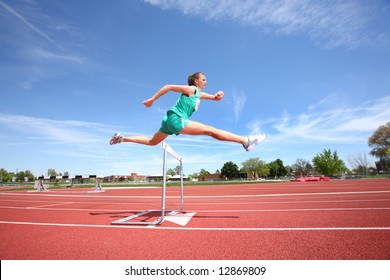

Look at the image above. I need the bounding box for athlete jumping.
[109,72,265,151]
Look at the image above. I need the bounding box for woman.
[109,72,265,151]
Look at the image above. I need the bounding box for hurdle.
[111,141,184,226]
[87,176,105,193]
[28,179,49,192]
[94,178,105,192]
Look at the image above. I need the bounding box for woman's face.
[195,74,207,89]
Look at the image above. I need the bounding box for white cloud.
[30,48,86,64]
[232,90,247,123]
[269,95,390,143]
[0,0,63,50]
[247,119,264,136]
[0,0,90,90]
[144,0,389,49]
[0,114,113,145]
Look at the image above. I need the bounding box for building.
[198,173,223,181]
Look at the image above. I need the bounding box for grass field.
[1,175,389,191]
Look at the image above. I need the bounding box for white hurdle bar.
[111,142,184,226]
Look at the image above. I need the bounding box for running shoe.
[243,133,265,151]
[109,132,123,145]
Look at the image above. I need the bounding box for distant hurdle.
[28,179,49,192]
[94,178,104,192]
[112,141,184,226]
[29,175,104,193]
[88,176,105,193]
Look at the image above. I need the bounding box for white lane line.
[1,206,390,213]
[0,220,390,231]
[26,202,75,209]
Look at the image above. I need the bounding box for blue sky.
[1,0,390,177]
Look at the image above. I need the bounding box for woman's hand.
[214,91,224,101]
[143,98,154,108]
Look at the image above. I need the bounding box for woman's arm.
[143,85,195,107]
[200,91,224,101]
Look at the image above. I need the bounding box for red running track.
[0,179,389,260]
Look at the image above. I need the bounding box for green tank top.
[169,86,201,119]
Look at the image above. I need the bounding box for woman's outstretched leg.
[109,131,168,146]
[180,121,265,151]
[180,121,246,143]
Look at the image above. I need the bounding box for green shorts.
[159,111,190,135]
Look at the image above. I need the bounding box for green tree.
[16,171,26,182]
[241,157,269,179]
[25,170,35,181]
[0,168,12,182]
[368,122,390,171]
[312,149,345,175]
[47,169,58,177]
[199,169,210,176]
[167,168,176,176]
[268,159,287,178]
[221,161,239,179]
[174,165,181,175]
[167,165,181,176]
[259,163,270,178]
[241,158,259,179]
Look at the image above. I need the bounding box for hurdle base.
[111,209,180,226]
[111,142,184,227]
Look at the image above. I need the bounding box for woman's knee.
[148,131,168,145]
[148,139,161,146]
[203,125,219,136]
